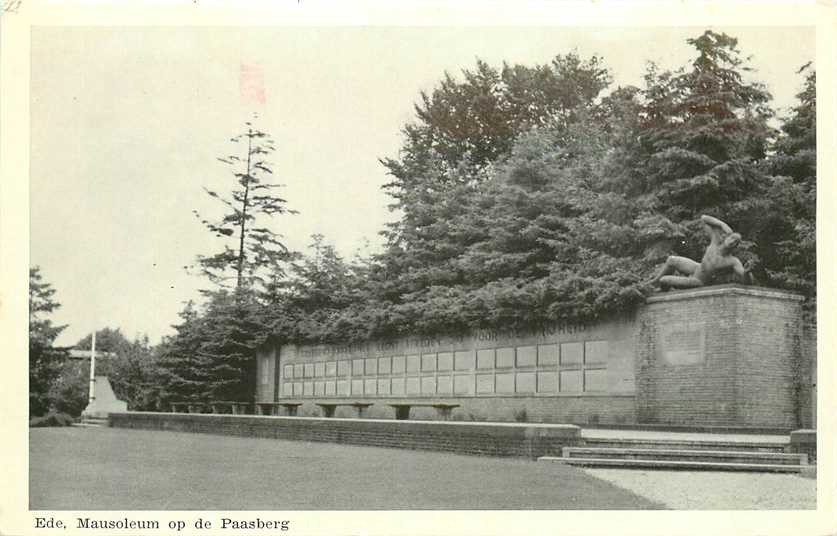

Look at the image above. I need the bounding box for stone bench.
[387,402,460,421]
[255,402,303,416]
[315,402,373,418]
[170,402,210,414]
[207,401,252,415]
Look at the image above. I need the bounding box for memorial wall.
[254,285,815,428]
[256,316,638,424]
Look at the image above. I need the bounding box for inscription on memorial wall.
[659,323,705,366]
[273,316,639,398]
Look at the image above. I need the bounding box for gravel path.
[584,468,816,509]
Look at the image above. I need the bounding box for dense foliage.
[251,30,816,344]
[137,31,817,404]
[29,267,69,416]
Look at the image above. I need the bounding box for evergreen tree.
[759,64,816,298]
[194,290,268,402]
[628,31,774,267]
[29,267,68,416]
[193,118,296,292]
[375,53,612,326]
[156,301,207,404]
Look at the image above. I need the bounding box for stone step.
[539,456,808,473]
[79,417,109,427]
[564,447,807,466]
[582,438,788,453]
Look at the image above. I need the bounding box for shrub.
[29,412,76,427]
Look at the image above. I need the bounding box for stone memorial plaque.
[304,382,314,396]
[406,355,420,373]
[315,381,326,396]
[584,340,608,365]
[352,359,365,376]
[351,379,364,395]
[293,382,304,396]
[437,375,453,394]
[516,372,536,393]
[559,370,582,393]
[538,344,558,366]
[560,342,583,365]
[282,382,293,396]
[476,374,494,394]
[421,376,436,394]
[378,357,391,374]
[496,347,514,368]
[304,363,315,378]
[406,377,421,395]
[365,358,377,375]
[314,362,326,377]
[392,355,406,374]
[338,360,351,376]
[659,323,706,366]
[337,380,350,396]
[516,346,537,368]
[537,371,557,393]
[454,350,475,370]
[584,368,607,391]
[364,379,377,396]
[496,373,515,393]
[454,374,474,395]
[294,364,304,378]
[421,354,436,371]
[477,349,494,369]
[325,361,337,377]
[377,378,390,395]
[391,377,406,395]
[437,352,453,371]
[283,365,293,380]
[325,381,336,396]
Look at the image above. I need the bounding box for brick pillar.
[636,285,806,428]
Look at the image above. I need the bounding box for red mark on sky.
[239,63,266,105]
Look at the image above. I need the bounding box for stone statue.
[649,215,752,289]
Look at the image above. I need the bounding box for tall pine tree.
[193,118,296,292]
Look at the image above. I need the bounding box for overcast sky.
[29,26,814,346]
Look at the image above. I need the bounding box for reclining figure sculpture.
[649,215,752,289]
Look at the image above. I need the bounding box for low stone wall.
[108,412,582,459]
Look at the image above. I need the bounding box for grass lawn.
[30,427,662,510]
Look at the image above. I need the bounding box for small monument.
[649,215,752,289]
[79,331,127,420]
[82,375,128,419]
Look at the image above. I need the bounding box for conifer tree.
[156,301,207,405]
[759,65,816,298]
[193,290,268,402]
[194,118,296,292]
[629,31,774,265]
[29,267,68,416]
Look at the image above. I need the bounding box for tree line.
[30,30,816,414]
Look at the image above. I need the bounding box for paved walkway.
[584,468,815,509]
[581,428,789,444]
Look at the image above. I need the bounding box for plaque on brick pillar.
[637,285,805,428]
[658,322,706,366]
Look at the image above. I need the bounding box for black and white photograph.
[2,1,835,534]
